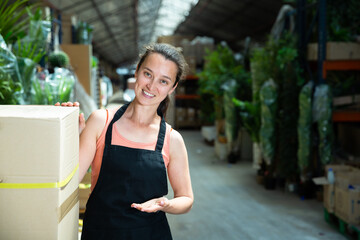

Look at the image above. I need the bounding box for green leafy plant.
[198,43,248,122]
[31,67,76,105]
[0,33,23,104]
[0,70,22,104]
[232,99,260,143]
[13,38,45,63]
[0,0,35,44]
[249,33,304,180]
[327,0,360,41]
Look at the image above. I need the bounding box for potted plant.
[233,99,261,168]
[198,43,248,160]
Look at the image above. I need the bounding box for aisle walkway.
[167,130,345,240]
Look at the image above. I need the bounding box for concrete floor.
[167,130,346,240]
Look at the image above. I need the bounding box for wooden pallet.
[324,208,360,240]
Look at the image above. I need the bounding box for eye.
[144,72,151,78]
[160,79,169,85]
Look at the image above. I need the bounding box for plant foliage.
[0,0,34,44]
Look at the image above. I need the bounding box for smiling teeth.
[143,90,154,97]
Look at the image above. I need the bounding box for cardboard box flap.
[0,105,76,120]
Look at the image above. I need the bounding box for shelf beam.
[323,60,360,78]
[333,111,360,122]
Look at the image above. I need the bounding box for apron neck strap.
[105,103,129,145]
[155,116,166,152]
[105,103,166,152]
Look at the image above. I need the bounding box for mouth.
[143,90,155,97]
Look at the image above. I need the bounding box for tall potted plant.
[198,43,249,160]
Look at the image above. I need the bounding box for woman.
[58,43,193,239]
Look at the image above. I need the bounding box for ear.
[168,82,178,95]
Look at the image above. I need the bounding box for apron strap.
[105,102,166,152]
[105,103,129,145]
[155,116,166,152]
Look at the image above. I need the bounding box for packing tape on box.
[57,187,79,223]
[0,163,79,189]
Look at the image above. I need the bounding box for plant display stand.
[175,75,201,128]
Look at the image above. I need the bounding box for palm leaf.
[0,0,35,43]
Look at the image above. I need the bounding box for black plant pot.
[298,180,316,199]
[264,176,276,190]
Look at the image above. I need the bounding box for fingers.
[55,102,80,107]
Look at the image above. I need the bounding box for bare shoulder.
[169,129,187,156]
[169,129,184,145]
[85,109,108,139]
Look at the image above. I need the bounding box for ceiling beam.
[132,0,139,52]
[86,4,133,24]
[89,0,125,57]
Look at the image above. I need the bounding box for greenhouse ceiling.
[45,0,283,68]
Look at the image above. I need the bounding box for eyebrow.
[143,67,172,81]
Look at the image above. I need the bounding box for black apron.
[81,103,172,240]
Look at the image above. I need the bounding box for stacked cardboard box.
[323,165,354,213]
[318,165,360,225]
[61,44,93,96]
[307,42,360,60]
[334,169,360,225]
[0,106,79,240]
[157,35,194,48]
[61,14,73,44]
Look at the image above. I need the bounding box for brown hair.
[136,43,188,118]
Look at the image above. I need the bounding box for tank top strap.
[105,103,129,145]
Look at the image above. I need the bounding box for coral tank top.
[90,108,171,191]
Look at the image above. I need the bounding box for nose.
[146,78,155,90]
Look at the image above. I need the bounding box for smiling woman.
[61,43,194,240]
[134,43,188,118]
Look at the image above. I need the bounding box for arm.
[55,102,107,183]
[132,130,194,214]
[78,109,107,182]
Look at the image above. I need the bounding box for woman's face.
[134,53,178,106]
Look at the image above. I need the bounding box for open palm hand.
[131,197,169,213]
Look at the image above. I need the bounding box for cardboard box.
[61,44,92,95]
[323,184,335,213]
[157,35,194,47]
[335,170,360,189]
[334,169,360,224]
[313,164,354,213]
[0,106,79,240]
[335,186,360,225]
[307,42,360,60]
[61,14,73,44]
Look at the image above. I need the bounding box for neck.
[126,101,160,126]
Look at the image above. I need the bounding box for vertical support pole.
[297,0,306,79]
[318,0,326,84]
[50,8,55,52]
[58,13,62,44]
